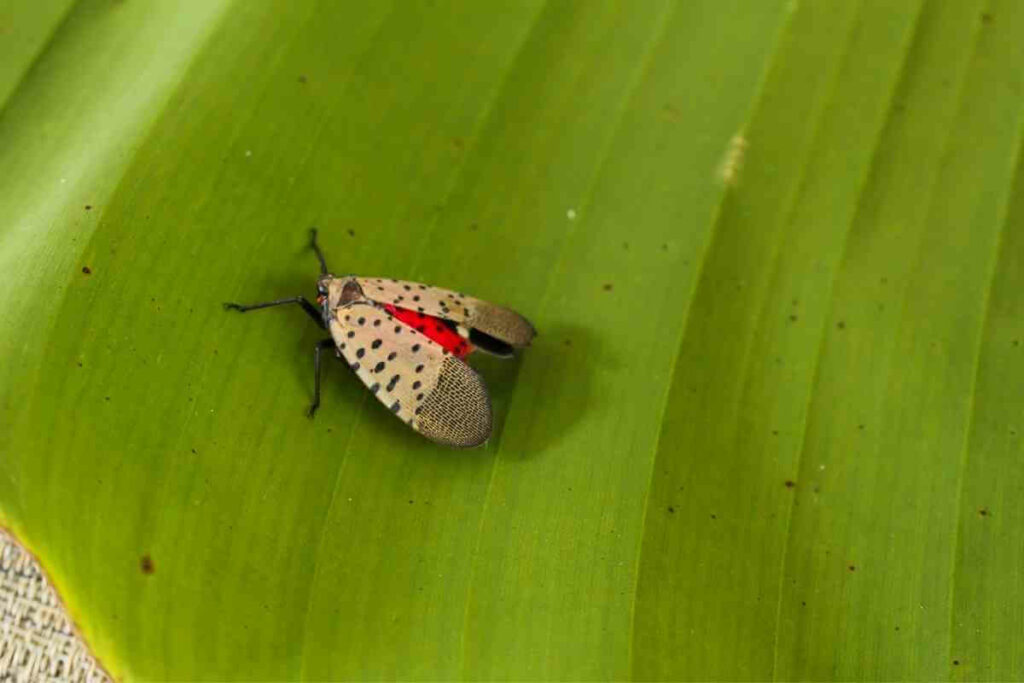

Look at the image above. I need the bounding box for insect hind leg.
[308,338,338,418]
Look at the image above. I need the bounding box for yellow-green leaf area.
[2,1,1023,680]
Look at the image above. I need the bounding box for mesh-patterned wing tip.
[415,356,493,448]
[474,304,536,348]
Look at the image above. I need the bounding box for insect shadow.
[479,322,597,458]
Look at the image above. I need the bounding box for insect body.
[223,230,535,447]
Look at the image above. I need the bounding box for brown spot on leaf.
[140,554,155,574]
[82,266,92,275]
[784,480,795,489]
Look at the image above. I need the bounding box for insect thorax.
[325,276,366,310]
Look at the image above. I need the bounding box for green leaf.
[2,1,1023,680]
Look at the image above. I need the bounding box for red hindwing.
[383,304,473,358]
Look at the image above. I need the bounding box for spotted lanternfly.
[223,230,535,448]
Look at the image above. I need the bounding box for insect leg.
[222,297,325,329]
[309,228,330,275]
[308,338,337,418]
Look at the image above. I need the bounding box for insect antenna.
[309,228,330,275]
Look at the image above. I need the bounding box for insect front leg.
[308,338,339,418]
[223,296,325,329]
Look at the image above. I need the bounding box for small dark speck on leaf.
[789,314,798,322]
[190,448,196,454]
[710,514,717,520]
[981,12,993,23]
[298,74,308,83]
[140,554,155,574]
[347,229,355,237]
[661,243,669,251]
[470,223,479,232]
[801,601,807,607]
[602,283,613,292]
[82,266,92,275]
[772,430,779,436]
[784,480,795,489]
[858,424,865,431]
[895,625,901,631]
[408,500,414,505]
[84,205,92,210]
[76,361,82,367]
[837,321,846,330]
[953,660,961,666]
[104,396,110,401]
[978,507,990,517]
[848,565,856,572]
[667,506,675,514]
[563,339,572,347]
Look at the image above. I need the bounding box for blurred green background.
[2,0,1023,679]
